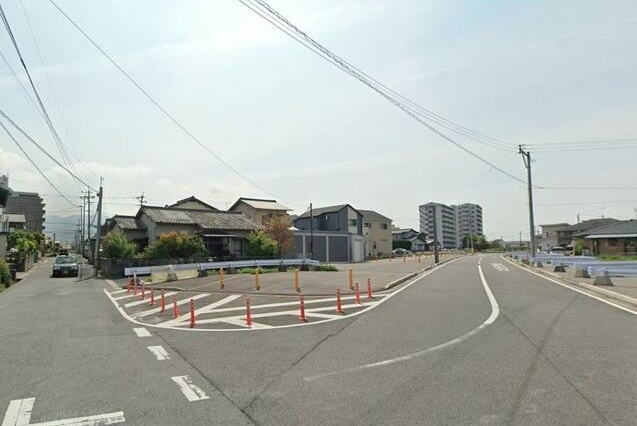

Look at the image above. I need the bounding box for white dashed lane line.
[147,345,170,360]
[133,327,151,337]
[171,375,210,402]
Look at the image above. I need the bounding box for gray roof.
[359,209,392,223]
[230,197,289,212]
[297,204,360,219]
[113,215,145,230]
[140,206,261,231]
[564,218,618,232]
[167,196,218,211]
[582,220,637,238]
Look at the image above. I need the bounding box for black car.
[52,255,79,277]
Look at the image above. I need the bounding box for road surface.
[1,254,635,425]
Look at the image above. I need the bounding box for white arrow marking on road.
[2,398,125,426]
[147,345,170,360]
[133,327,151,337]
[171,376,210,402]
[491,263,509,272]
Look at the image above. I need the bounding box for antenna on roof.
[136,191,147,207]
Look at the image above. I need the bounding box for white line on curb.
[171,376,210,402]
[502,255,637,317]
[147,345,170,360]
[304,257,500,381]
[133,327,151,337]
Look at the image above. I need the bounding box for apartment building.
[419,202,484,249]
[453,203,483,247]
[6,191,46,233]
[419,202,457,249]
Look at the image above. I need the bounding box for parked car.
[52,255,79,277]
[392,248,411,256]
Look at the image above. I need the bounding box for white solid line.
[171,376,210,402]
[304,312,343,319]
[220,318,273,329]
[159,294,242,326]
[2,397,34,426]
[113,293,143,301]
[134,293,210,318]
[124,292,177,308]
[304,257,500,381]
[101,257,462,332]
[133,327,151,337]
[147,345,170,360]
[2,398,124,426]
[105,279,121,291]
[502,255,637,316]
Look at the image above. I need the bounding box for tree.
[264,215,294,256]
[142,231,207,259]
[7,230,37,254]
[246,230,278,257]
[102,232,138,259]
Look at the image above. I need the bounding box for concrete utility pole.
[93,178,104,277]
[80,196,85,254]
[309,203,314,259]
[136,191,146,207]
[519,145,536,256]
[433,206,439,264]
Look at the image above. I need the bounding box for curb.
[383,257,460,290]
[504,256,637,310]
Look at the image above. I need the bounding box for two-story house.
[359,209,392,258]
[229,197,290,225]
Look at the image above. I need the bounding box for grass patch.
[313,264,338,272]
[598,254,637,261]
[238,267,280,275]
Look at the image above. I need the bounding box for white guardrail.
[124,258,321,276]
[507,252,637,279]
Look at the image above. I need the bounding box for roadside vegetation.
[598,254,637,261]
[0,260,11,291]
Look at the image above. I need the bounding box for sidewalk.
[110,254,460,296]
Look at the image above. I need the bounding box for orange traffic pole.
[133,280,138,296]
[336,288,343,314]
[355,282,361,304]
[160,290,166,313]
[245,297,252,326]
[149,288,155,306]
[367,278,373,299]
[127,278,132,293]
[299,294,306,322]
[189,299,195,328]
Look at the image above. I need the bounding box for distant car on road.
[392,248,411,256]
[52,255,79,277]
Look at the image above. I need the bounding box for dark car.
[52,256,79,277]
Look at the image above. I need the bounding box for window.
[607,238,618,247]
[380,223,388,230]
[364,222,371,228]
[348,219,357,227]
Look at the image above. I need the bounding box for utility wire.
[0,108,97,191]
[0,121,77,207]
[46,0,294,205]
[0,1,83,188]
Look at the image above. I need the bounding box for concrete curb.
[383,256,460,290]
[504,256,637,310]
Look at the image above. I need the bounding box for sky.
[1,0,636,241]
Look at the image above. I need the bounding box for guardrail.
[124,258,321,276]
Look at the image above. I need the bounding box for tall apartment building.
[6,191,46,233]
[419,202,483,249]
[419,203,457,249]
[453,203,483,247]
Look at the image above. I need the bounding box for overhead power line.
[235,0,527,183]
[0,108,97,191]
[46,0,294,206]
[0,121,77,207]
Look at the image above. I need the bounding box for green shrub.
[7,230,37,253]
[102,232,138,259]
[246,230,278,257]
[315,264,338,272]
[0,260,11,286]
[238,267,279,274]
[142,232,207,259]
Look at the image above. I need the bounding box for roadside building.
[579,220,637,255]
[419,202,457,249]
[6,191,45,233]
[293,204,365,262]
[392,228,431,251]
[229,197,290,225]
[538,223,569,252]
[453,203,483,248]
[102,215,148,249]
[359,209,393,258]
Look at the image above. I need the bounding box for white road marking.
[147,345,170,360]
[171,376,210,402]
[53,292,70,296]
[123,292,177,308]
[304,257,500,381]
[134,293,210,318]
[491,262,509,272]
[105,280,122,291]
[220,318,273,329]
[109,289,128,294]
[502,255,637,316]
[102,257,462,332]
[1,397,124,426]
[159,295,242,326]
[113,293,143,301]
[133,327,151,337]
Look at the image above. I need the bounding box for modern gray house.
[293,204,365,262]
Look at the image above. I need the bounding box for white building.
[419,202,457,249]
[419,202,484,249]
[453,203,483,247]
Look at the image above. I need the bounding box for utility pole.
[136,191,147,207]
[519,145,536,256]
[309,203,314,259]
[433,206,439,264]
[93,178,104,277]
[80,195,85,255]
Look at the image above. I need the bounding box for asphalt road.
[1,254,636,425]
